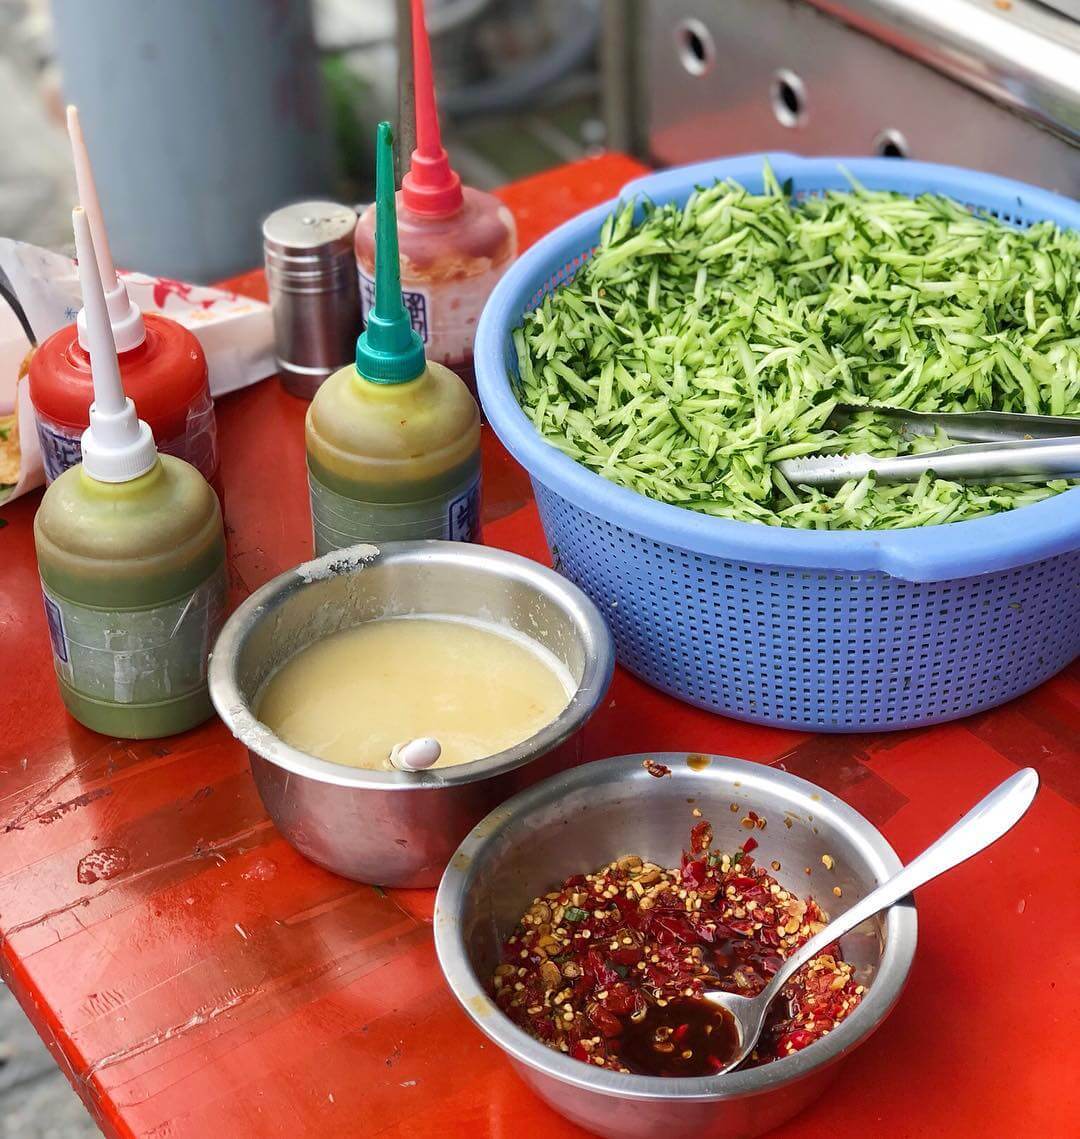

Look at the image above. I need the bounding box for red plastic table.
[1,154,1077,1139]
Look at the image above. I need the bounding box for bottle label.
[36,419,83,483]
[447,480,480,542]
[41,566,227,706]
[35,398,219,485]
[359,267,431,344]
[42,591,69,663]
[309,470,481,556]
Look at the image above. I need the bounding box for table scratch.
[1,820,274,947]
[80,989,255,1083]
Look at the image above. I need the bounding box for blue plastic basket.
[476,154,1080,732]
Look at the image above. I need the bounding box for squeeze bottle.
[307,121,481,556]
[354,0,517,397]
[34,208,227,740]
[29,106,217,485]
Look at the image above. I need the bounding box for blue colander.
[476,154,1080,731]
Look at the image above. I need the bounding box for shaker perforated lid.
[73,207,158,483]
[354,122,426,385]
[400,0,464,218]
[262,201,358,259]
[68,105,146,354]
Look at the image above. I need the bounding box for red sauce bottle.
[354,0,517,400]
[28,107,217,485]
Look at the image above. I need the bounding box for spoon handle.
[759,767,1039,1004]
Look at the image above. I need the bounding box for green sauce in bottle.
[33,208,226,738]
[305,121,481,555]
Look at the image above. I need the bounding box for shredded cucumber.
[513,168,1080,529]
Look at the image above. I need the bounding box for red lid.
[400,0,464,218]
[28,313,209,440]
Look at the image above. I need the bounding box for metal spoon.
[703,766,1039,1072]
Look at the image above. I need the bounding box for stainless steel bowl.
[208,541,614,887]
[435,753,917,1139]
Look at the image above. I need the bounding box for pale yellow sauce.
[257,615,573,769]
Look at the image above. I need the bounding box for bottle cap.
[68,105,146,354]
[355,122,427,385]
[400,0,464,218]
[73,207,158,483]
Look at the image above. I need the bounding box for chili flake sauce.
[491,819,864,1075]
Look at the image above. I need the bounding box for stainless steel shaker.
[262,201,360,400]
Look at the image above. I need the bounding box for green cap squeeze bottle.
[33,207,227,739]
[305,121,481,555]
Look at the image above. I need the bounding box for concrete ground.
[0,982,98,1139]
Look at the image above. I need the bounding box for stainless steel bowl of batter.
[209,541,614,887]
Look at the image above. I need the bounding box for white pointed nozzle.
[389,738,442,771]
[68,104,145,353]
[74,207,157,483]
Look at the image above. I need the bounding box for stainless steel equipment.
[208,541,615,888]
[778,405,1080,487]
[827,405,1080,443]
[630,0,1080,196]
[782,437,1080,487]
[262,201,360,400]
[435,752,918,1139]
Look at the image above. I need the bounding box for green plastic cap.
[355,121,427,385]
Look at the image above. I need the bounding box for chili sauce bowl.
[208,541,614,888]
[434,753,917,1139]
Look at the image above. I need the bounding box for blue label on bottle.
[41,590,69,663]
[447,479,480,542]
[36,419,83,482]
[358,267,430,344]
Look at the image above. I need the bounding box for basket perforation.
[535,479,1080,730]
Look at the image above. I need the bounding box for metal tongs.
[777,404,1080,489]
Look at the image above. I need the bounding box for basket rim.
[476,152,1080,583]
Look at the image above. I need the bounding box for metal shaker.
[262,201,360,400]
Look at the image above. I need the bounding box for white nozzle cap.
[388,738,442,771]
[73,207,158,483]
[68,105,145,354]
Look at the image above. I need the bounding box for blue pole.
[51,0,334,281]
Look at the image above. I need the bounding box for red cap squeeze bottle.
[354,0,517,399]
[28,106,218,485]
[33,206,226,739]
